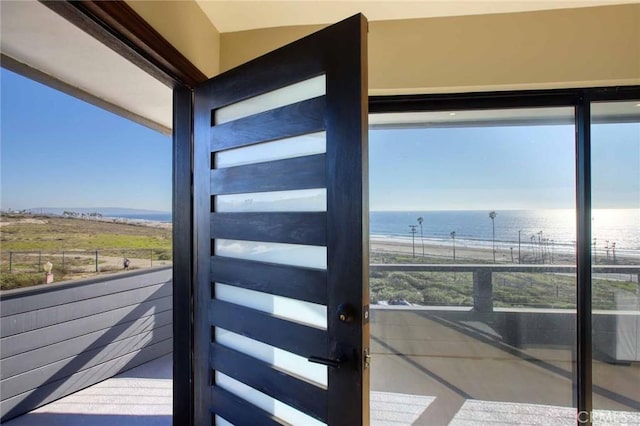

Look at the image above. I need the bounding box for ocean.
[112,209,639,257]
[370,209,640,257]
[106,213,172,223]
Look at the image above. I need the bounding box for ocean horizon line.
[371,207,639,212]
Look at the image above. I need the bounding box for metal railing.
[2,249,172,274]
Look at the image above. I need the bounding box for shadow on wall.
[4,413,171,426]
[0,268,173,422]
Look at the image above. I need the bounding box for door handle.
[307,356,342,368]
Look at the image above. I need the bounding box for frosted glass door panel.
[216,328,328,387]
[215,75,326,125]
[216,189,327,212]
[216,372,325,426]
[215,239,327,269]
[216,283,327,328]
[215,132,326,168]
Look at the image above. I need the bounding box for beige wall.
[220,4,640,94]
[221,24,324,73]
[126,0,220,78]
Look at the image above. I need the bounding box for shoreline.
[371,236,639,264]
[0,213,173,230]
[372,237,531,263]
[100,216,172,230]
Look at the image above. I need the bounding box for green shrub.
[0,273,45,291]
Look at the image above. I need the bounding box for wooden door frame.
[37,3,202,424]
[34,4,369,424]
[40,1,207,89]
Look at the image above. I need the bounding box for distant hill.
[26,207,171,216]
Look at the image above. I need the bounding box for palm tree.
[612,242,617,264]
[450,231,456,261]
[518,230,522,264]
[417,217,424,257]
[409,225,417,258]
[489,211,497,263]
[537,231,544,263]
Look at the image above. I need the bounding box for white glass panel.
[216,189,327,213]
[216,132,326,168]
[216,283,326,329]
[215,416,233,426]
[216,372,326,426]
[215,239,327,269]
[215,75,326,125]
[216,328,328,387]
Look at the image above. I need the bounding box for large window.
[590,100,640,420]
[0,68,172,290]
[368,90,640,425]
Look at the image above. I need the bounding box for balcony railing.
[0,267,173,422]
[371,263,640,312]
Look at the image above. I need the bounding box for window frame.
[370,86,640,421]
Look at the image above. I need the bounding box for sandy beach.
[373,237,515,263]
[371,236,580,264]
[95,216,173,230]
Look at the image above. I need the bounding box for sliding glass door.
[368,107,578,424]
[590,100,640,423]
[367,88,640,425]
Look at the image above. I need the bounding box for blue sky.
[370,121,639,211]
[1,68,638,213]
[591,122,640,209]
[370,125,574,210]
[1,68,172,212]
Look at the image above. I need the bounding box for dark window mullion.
[575,98,593,425]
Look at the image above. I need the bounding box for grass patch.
[0,272,45,291]
[1,215,171,251]
[370,252,638,310]
[1,214,172,290]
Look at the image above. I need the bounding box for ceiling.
[1,0,637,135]
[0,1,173,133]
[195,0,638,33]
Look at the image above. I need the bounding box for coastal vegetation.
[370,250,638,310]
[0,213,172,290]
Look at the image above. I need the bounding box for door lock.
[337,303,356,323]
